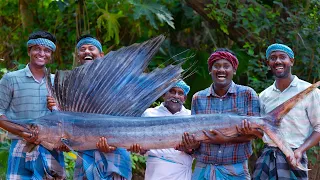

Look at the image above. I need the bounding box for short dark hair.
[213,48,236,56]
[28,30,56,43]
[77,34,99,43]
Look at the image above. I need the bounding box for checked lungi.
[6,139,65,180]
[192,161,250,180]
[74,148,132,180]
[252,145,308,180]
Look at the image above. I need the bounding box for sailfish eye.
[61,137,69,145]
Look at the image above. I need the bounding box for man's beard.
[164,98,183,113]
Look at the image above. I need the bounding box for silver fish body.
[30,111,270,151]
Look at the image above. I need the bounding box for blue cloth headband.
[266,43,294,59]
[76,37,102,52]
[27,38,56,52]
[174,80,190,95]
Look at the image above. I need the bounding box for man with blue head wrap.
[253,43,320,179]
[76,34,104,65]
[48,34,132,180]
[129,79,193,180]
[0,30,66,179]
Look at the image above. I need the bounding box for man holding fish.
[136,80,193,180]
[252,43,320,179]
[47,34,132,180]
[182,48,262,179]
[0,31,66,179]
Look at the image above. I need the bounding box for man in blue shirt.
[0,30,65,179]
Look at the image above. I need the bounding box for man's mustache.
[166,98,183,105]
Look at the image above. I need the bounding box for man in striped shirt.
[0,31,65,179]
[182,48,262,179]
[252,43,320,179]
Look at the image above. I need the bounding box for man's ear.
[290,58,294,66]
[182,95,187,103]
[27,47,31,56]
[100,52,104,57]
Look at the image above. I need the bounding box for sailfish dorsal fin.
[47,35,183,117]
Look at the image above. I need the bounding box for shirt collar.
[206,81,236,97]
[24,64,47,83]
[24,64,33,77]
[272,75,298,92]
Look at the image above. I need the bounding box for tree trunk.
[309,152,320,180]
[184,0,258,48]
[19,0,36,32]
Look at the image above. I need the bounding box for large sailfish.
[0,35,318,171]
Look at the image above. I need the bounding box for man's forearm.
[0,115,30,138]
[298,131,320,153]
[227,129,263,143]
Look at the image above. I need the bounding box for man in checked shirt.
[182,48,263,180]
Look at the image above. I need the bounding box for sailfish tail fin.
[266,81,320,126]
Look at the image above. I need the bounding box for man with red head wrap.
[207,50,239,71]
[182,48,262,179]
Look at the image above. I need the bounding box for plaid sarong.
[6,139,65,180]
[252,146,308,180]
[74,148,132,180]
[191,161,250,180]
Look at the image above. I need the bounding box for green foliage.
[130,153,146,178]
[63,152,77,180]
[0,134,10,179]
[307,146,320,165]
[205,0,320,91]
[129,0,175,30]
[206,0,233,35]
[97,3,125,44]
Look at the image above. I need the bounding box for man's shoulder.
[1,69,25,80]
[181,106,191,115]
[259,84,274,98]
[295,77,312,88]
[185,108,191,115]
[233,83,258,95]
[142,106,161,117]
[143,107,158,113]
[193,87,210,97]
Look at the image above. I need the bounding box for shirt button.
[220,99,222,101]
[218,151,221,153]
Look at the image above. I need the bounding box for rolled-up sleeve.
[307,89,320,133]
[0,74,12,116]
